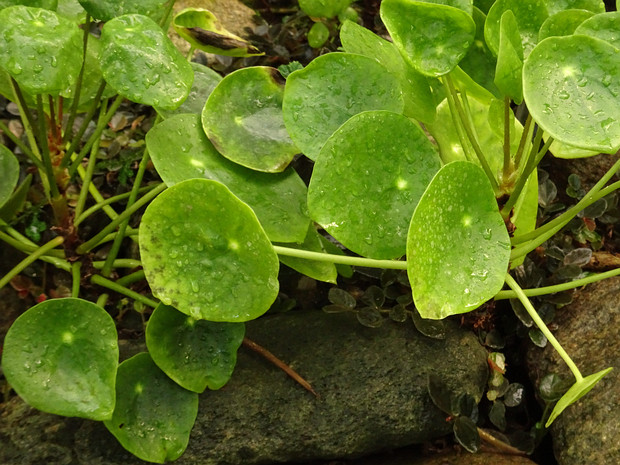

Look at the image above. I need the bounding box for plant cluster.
[1,0,620,462]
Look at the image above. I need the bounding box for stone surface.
[526,277,620,465]
[1,310,489,465]
[356,449,539,465]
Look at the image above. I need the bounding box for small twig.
[242,337,319,398]
[477,427,527,456]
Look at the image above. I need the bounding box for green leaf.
[156,62,222,118]
[523,35,620,153]
[282,52,404,160]
[575,12,620,50]
[275,224,338,283]
[146,113,310,243]
[494,10,524,103]
[308,111,441,259]
[0,0,57,10]
[538,9,595,41]
[544,0,604,15]
[485,0,548,57]
[1,298,118,420]
[100,14,193,110]
[510,170,538,267]
[546,367,613,427]
[380,0,476,77]
[202,66,297,173]
[146,304,245,393]
[78,0,169,21]
[0,145,19,209]
[173,8,263,57]
[103,353,198,464]
[298,0,353,18]
[0,173,32,221]
[407,161,511,319]
[0,6,83,95]
[339,20,436,123]
[548,135,600,158]
[139,179,280,322]
[453,416,481,452]
[428,373,454,414]
[308,21,330,48]
[458,7,502,99]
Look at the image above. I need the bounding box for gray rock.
[526,277,620,465]
[1,310,488,465]
[356,449,539,465]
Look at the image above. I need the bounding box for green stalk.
[503,96,512,181]
[67,94,124,176]
[60,81,107,167]
[444,73,499,194]
[91,274,158,308]
[510,180,620,262]
[0,236,64,290]
[500,125,546,219]
[76,183,166,254]
[71,261,81,298]
[443,79,474,163]
[93,259,142,269]
[513,114,533,170]
[116,269,146,287]
[35,95,60,199]
[512,158,620,245]
[0,229,65,258]
[63,14,92,143]
[273,245,408,269]
[74,99,108,222]
[496,267,620,299]
[74,184,159,226]
[505,274,583,382]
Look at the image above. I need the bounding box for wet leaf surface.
[0,145,19,209]
[78,0,168,22]
[575,11,620,50]
[538,9,595,40]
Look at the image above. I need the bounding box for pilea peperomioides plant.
[1,0,620,462]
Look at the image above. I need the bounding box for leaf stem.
[273,245,407,269]
[503,96,512,181]
[0,121,43,169]
[90,274,159,308]
[443,73,499,194]
[93,259,142,269]
[504,273,583,382]
[71,261,81,298]
[116,269,146,287]
[513,114,533,169]
[495,267,620,299]
[76,182,166,254]
[0,236,64,290]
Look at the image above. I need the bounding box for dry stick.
[242,337,319,398]
[477,427,527,456]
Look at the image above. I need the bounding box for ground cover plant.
[1,0,620,462]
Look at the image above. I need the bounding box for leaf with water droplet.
[524,35,620,152]
[146,114,310,243]
[78,0,169,21]
[407,161,511,319]
[203,67,297,173]
[100,14,193,110]
[308,111,440,259]
[139,179,280,322]
[340,20,436,123]
[282,52,403,160]
[544,0,604,15]
[0,145,19,209]
[485,0,548,58]
[494,10,524,103]
[1,298,118,420]
[299,0,353,18]
[546,367,612,427]
[156,62,222,118]
[538,9,595,41]
[575,11,620,50]
[0,6,83,95]
[146,304,245,392]
[103,353,198,463]
[380,0,476,77]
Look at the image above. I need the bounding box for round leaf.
[380,0,476,77]
[485,0,548,57]
[100,14,193,110]
[0,6,83,95]
[139,178,280,322]
[407,161,511,319]
[156,62,222,118]
[282,52,404,160]
[78,0,168,21]
[0,0,57,9]
[308,110,441,259]
[299,0,353,18]
[202,67,297,173]
[146,304,245,393]
[0,145,19,209]
[544,0,605,15]
[146,113,310,243]
[575,12,620,50]
[523,35,620,153]
[538,9,595,41]
[103,353,198,463]
[1,298,118,420]
[453,416,481,452]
